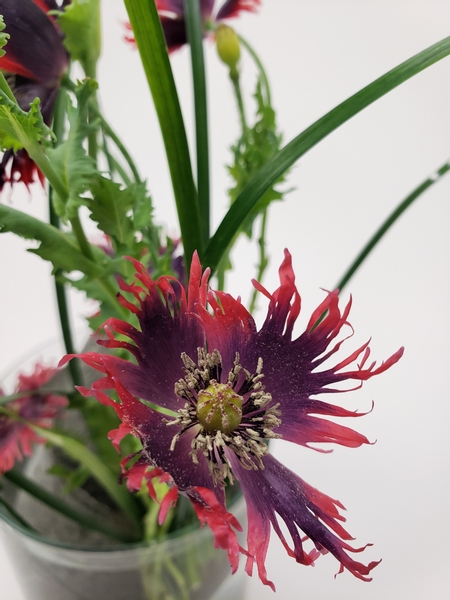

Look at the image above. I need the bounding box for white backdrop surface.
[1,1,450,599]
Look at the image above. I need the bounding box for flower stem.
[49,86,84,388]
[0,494,36,531]
[184,0,210,245]
[99,117,141,184]
[249,209,269,314]
[238,34,271,105]
[336,159,450,291]
[2,469,140,543]
[62,75,143,184]
[231,75,248,133]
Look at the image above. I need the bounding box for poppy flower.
[62,250,403,589]
[125,0,261,53]
[0,0,69,191]
[0,364,68,474]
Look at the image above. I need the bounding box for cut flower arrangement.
[0,1,448,599]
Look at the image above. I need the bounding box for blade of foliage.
[184,0,210,244]
[47,79,98,221]
[55,0,101,75]
[336,158,450,291]
[124,0,202,268]
[203,35,450,273]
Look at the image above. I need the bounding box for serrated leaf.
[47,79,98,221]
[0,94,54,153]
[57,0,101,72]
[0,204,105,277]
[88,177,136,246]
[0,15,9,58]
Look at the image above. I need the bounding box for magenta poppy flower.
[0,0,69,191]
[0,364,68,474]
[62,250,403,589]
[126,0,261,52]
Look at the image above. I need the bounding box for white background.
[1,1,450,598]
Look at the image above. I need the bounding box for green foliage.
[47,79,99,221]
[56,0,101,74]
[88,177,154,257]
[0,204,107,277]
[0,15,9,58]
[0,94,54,153]
[227,78,286,238]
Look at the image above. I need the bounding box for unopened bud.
[215,25,241,80]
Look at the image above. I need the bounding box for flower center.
[168,348,281,486]
[196,382,243,434]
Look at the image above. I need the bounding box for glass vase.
[0,481,246,600]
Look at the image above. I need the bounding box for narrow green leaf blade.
[124,0,202,267]
[203,35,450,273]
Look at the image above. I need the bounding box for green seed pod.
[196,382,243,434]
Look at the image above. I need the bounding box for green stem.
[336,159,450,291]
[69,214,95,261]
[102,138,133,186]
[49,87,84,388]
[249,209,268,314]
[3,469,139,543]
[99,118,141,184]
[0,494,36,531]
[238,34,271,105]
[184,0,210,245]
[232,75,248,133]
[84,59,99,163]
[124,0,202,269]
[62,76,142,184]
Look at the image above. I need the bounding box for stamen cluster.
[168,348,281,485]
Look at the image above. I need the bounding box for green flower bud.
[196,382,243,434]
[215,24,241,80]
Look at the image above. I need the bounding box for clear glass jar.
[0,485,246,600]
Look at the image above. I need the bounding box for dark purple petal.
[228,452,380,587]
[160,15,189,51]
[0,0,68,86]
[216,0,260,20]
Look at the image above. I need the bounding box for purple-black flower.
[0,0,69,191]
[63,250,403,589]
[125,0,261,52]
[0,364,68,474]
